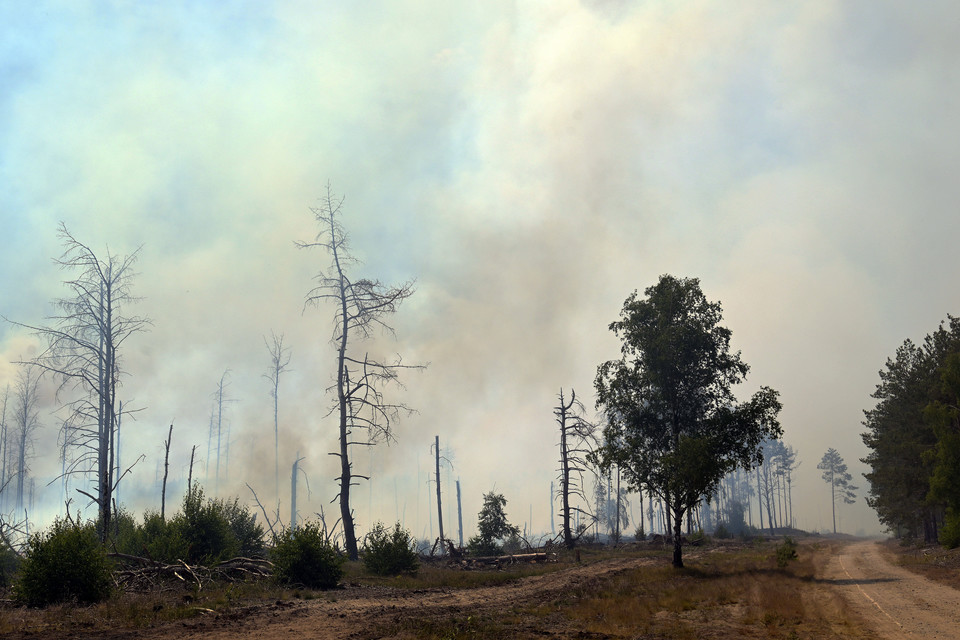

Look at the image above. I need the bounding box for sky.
[2,0,959,540]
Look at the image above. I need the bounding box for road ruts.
[824,539,960,639]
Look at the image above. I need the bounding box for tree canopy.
[593,275,782,567]
[862,316,960,545]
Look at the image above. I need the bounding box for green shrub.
[13,518,112,606]
[113,510,189,562]
[362,522,418,576]
[172,486,263,564]
[939,510,960,549]
[776,537,798,568]
[466,534,500,557]
[714,523,731,539]
[175,486,237,564]
[0,543,20,589]
[221,497,265,557]
[271,522,344,589]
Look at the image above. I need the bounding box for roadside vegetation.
[0,522,885,640]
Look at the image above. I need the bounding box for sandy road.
[823,540,960,639]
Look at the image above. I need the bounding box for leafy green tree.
[593,275,782,568]
[818,448,857,534]
[467,491,520,556]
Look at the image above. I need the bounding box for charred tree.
[297,184,424,560]
[6,224,149,539]
[555,388,598,549]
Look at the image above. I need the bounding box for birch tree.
[6,223,149,538]
[298,185,423,560]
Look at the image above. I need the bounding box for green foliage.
[466,534,501,557]
[775,537,798,568]
[112,509,189,562]
[174,486,264,564]
[0,543,20,589]
[938,510,960,549]
[219,496,266,558]
[714,523,731,539]
[861,317,960,543]
[468,491,520,556]
[361,521,418,576]
[593,275,782,567]
[271,522,344,589]
[13,518,112,606]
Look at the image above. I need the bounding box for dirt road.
[822,539,960,639]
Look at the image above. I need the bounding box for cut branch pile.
[456,552,556,569]
[108,553,273,592]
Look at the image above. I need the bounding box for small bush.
[221,497,266,558]
[173,486,263,564]
[271,522,344,589]
[776,537,798,568]
[939,510,960,549]
[114,510,189,562]
[634,525,645,541]
[0,543,20,589]
[362,522,418,576]
[466,534,500,557]
[714,523,731,539]
[176,486,238,564]
[13,518,112,606]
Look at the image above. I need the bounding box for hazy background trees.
[263,331,291,507]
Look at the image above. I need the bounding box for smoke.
[3,0,960,538]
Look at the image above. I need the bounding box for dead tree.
[555,388,598,549]
[263,331,291,507]
[297,184,424,560]
[436,437,445,546]
[208,370,235,494]
[5,223,149,539]
[161,424,173,521]
[0,384,9,513]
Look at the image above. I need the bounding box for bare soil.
[820,539,960,639]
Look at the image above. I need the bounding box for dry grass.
[0,541,879,639]
[881,539,960,591]
[551,540,870,639]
